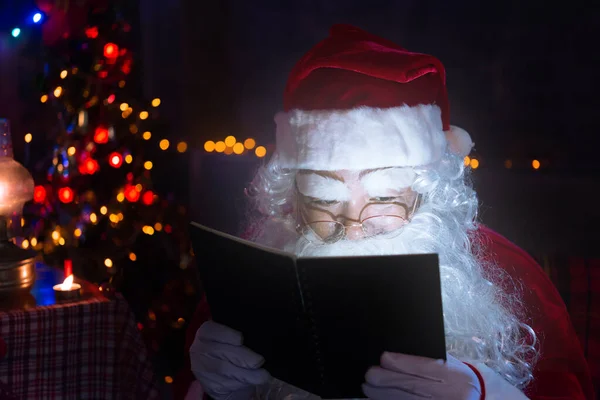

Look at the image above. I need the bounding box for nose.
[344,222,366,241]
[340,198,367,241]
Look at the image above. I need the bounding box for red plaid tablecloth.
[0,265,160,399]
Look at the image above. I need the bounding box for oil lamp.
[0,119,36,294]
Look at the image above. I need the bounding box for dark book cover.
[190,222,446,399]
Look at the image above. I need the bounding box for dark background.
[170,0,600,259]
[1,0,600,395]
[1,0,599,268]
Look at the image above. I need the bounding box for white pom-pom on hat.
[445,125,474,157]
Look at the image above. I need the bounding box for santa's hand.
[190,320,271,400]
[362,352,482,400]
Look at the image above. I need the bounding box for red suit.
[174,226,594,399]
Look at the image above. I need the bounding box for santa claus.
[179,25,593,399]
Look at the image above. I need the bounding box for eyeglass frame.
[295,188,422,243]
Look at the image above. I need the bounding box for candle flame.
[61,274,74,290]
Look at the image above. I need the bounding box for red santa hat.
[274,24,473,171]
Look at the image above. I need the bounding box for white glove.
[255,377,322,400]
[362,352,482,400]
[190,320,271,400]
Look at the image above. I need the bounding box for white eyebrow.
[296,174,351,201]
[360,168,416,196]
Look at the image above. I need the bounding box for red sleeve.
[477,226,594,400]
[172,294,212,400]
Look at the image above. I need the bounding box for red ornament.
[104,43,118,59]
[80,158,99,175]
[124,185,140,202]
[142,191,154,206]
[33,186,46,203]
[93,126,109,144]
[85,26,98,39]
[108,152,123,168]
[58,187,74,203]
[121,59,132,75]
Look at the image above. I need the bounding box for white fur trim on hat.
[445,125,474,158]
[274,104,451,171]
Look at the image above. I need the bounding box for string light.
[24,133,32,143]
[244,138,256,150]
[120,103,129,111]
[469,158,479,169]
[532,159,540,170]
[159,139,170,150]
[142,131,151,140]
[104,43,119,59]
[104,258,113,268]
[58,187,74,203]
[60,70,68,79]
[177,142,188,153]
[40,95,48,103]
[139,111,149,120]
[233,143,244,154]
[224,136,236,147]
[215,141,226,152]
[33,186,46,203]
[53,87,63,97]
[142,191,154,205]
[151,98,161,107]
[109,152,123,168]
[204,141,215,152]
[205,136,265,157]
[144,161,153,170]
[255,146,267,158]
[100,206,108,215]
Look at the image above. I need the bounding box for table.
[0,263,160,399]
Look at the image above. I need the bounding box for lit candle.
[53,274,81,301]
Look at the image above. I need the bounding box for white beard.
[292,221,430,258]
[251,201,533,387]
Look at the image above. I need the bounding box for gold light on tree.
[0,119,36,293]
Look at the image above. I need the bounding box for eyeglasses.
[297,194,421,244]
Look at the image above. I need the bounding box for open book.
[190,221,446,399]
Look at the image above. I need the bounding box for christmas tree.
[12,0,202,381]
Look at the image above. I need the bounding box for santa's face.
[295,168,420,254]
